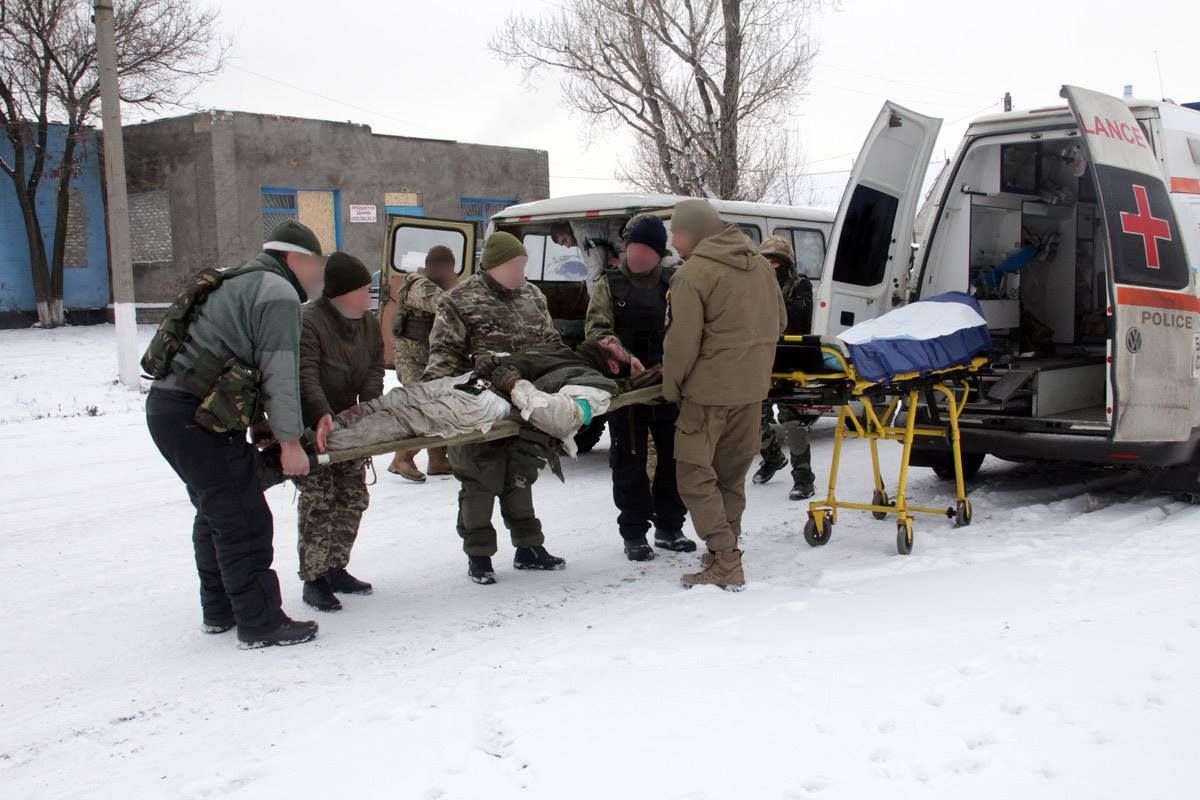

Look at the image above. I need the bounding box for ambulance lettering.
[1082,116,1149,150]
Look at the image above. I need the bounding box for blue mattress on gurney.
[838,292,991,384]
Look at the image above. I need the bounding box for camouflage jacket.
[422,273,562,381]
[777,267,814,335]
[392,270,443,343]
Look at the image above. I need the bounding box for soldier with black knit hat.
[293,252,386,612]
[145,219,326,648]
[585,213,694,561]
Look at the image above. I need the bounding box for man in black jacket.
[584,215,694,560]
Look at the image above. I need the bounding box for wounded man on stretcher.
[325,337,657,459]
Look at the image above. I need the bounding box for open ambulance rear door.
[813,102,941,335]
[1062,85,1197,442]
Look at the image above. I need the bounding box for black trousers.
[607,404,687,541]
[146,389,283,635]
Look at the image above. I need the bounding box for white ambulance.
[826,86,1200,482]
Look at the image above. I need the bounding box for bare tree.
[492,0,823,201]
[0,0,224,328]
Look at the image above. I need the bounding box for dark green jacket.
[499,342,620,395]
[299,296,386,428]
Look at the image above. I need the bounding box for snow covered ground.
[2,324,1198,799]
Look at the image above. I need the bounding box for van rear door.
[813,102,941,335]
[1061,85,1196,442]
[379,216,476,367]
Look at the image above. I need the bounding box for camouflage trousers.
[294,459,370,582]
[760,401,816,486]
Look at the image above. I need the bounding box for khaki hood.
[689,224,759,271]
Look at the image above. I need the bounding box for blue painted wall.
[0,124,110,312]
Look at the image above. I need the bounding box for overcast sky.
[126,0,1200,204]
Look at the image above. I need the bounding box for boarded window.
[129,190,174,264]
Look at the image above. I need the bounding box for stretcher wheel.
[896,519,914,555]
[954,499,972,528]
[803,516,832,547]
[871,489,892,521]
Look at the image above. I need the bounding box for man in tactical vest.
[144,220,324,648]
[585,214,694,560]
[753,235,818,501]
[388,245,459,481]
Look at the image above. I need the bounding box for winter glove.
[489,365,523,396]
[473,352,501,378]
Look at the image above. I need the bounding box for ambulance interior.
[921,130,1112,430]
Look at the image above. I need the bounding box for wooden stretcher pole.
[313,384,667,467]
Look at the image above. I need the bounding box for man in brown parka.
[663,200,787,591]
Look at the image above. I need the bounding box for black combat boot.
[654,528,698,553]
[752,452,787,485]
[237,616,319,650]
[789,482,816,501]
[327,567,373,595]
[624,535,657,562]
[302,577,342,612]
[201,613,236,635]
[513,546,566,571]
[468,555,497,585]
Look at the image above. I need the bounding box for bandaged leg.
[509,381,614,457]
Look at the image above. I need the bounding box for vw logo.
[1125,327,1142,354]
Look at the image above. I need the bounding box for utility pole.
[94,0,140,388]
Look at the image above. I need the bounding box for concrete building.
[123,110,550,305]
[0,123,110,325]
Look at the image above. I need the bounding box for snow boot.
[681,549,745,592]
[513,545,566,571]
[327,567,372,595]
[237,616,319,649]
[302,577,342,612]
[789,482,816,501]
[468,555,497,585]
[202,613,235,635]
[654,528,698,553]
[624,536,657,562]
[388,450,426,482]
[426,447,453,476]
[752,453,787,485]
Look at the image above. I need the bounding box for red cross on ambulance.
[1119,184,1172,270]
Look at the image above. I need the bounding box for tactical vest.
[608,265,674,367]
[393,272,436,344]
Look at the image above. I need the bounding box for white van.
[487,193,834,343]
[827,87,1200,479]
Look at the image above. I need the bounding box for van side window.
[522,234,547,281]
[392,225,468,275]
[521,233,587,283]
[831,186,899,287]
[772,227,826,280]
[737,224,762,245]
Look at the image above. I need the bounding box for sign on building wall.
[349,204,378,224]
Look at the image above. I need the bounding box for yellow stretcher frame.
[771,339,988,555]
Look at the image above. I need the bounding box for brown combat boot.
[682,549,745,592]
[426,447,453,476]
[388,450,426,483]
